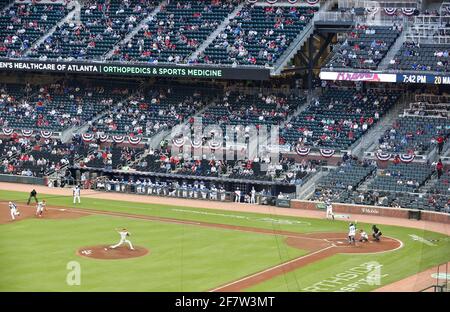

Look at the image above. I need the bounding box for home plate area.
[285,233,401,254]
[77,245,149,260]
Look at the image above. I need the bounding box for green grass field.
[0,190,449,292]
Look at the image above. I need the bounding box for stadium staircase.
[73,92,137,138]
[356,170,376,193]
[295,169,327,200]
[377,30,407,70]
[187,1,246,63]
[353,95,409,159]
[0,0,14,11]
[271,0,338,75]
[24,1,80,57]
[103,0,167,60]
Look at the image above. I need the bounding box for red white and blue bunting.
[191,138,203,149]
[40,130,53,138]
[384,8,397,15]
[82,133,92,142]
[208,140,222,149]
[295,146,311,156]
[247,0,318,5]
[21,129,33,137]
[112,135,125,143]
[401,8,415,16]
[2,128,14,136]
[82,133,95,142]
[97,133,109,143]
[172,136,186,148]
[366,7,379,14]
[320,149,335,158]
[128,136,142,145]
[400,154,415,163]
[375,152,391,161]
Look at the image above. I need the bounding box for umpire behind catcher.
[372,225,382,242]
[27,189,38,205]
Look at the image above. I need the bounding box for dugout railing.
[420,262,449,292]
[64,175,295,207]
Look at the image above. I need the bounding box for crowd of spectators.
[389,41,450,72]
[197,5,318,66]
[0,2,68,58]
[29,0,159,60]
[111,0,238,63]
[325,24,402,70]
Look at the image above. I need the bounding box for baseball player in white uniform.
[234,188,241,203]
[108,228,134,250]
[210,184,217,200]
[358,229,369,242]
[73,185,81,204]
[9,201,20,220]
[36,200,46,217]
[250,187,256,204]
[348,222,356,244]
[326,199,335,220]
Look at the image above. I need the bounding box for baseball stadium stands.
[0,82,130,132]
[389,42,450,72]
[377,115,449,154]
[29,0,159,60]
[88,85,216,137]
[197,4,318,66]
[281,88,400,150]
[0,2,68,58]
[110,0,239,63]
[324,25,402,70]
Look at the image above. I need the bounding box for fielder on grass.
[73,185,81,204]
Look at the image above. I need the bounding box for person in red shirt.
[393,155,401,165]
[436,159,443,179]
[436,135,445,155]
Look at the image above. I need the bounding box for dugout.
[408,209,422,220]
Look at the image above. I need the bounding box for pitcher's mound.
[77,245,149,260]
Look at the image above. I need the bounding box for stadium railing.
[0,174,45,185]
[420,262,449,292]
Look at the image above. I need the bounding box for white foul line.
[209,245,334,292]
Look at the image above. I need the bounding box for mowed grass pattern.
[246,226,450,292]
[0,189,449,292]
[0,215,306,291]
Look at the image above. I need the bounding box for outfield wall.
[290,200,450,224]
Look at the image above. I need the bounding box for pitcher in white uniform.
[9,201,20,220]
[108,228,134,250]
[36,200,46,217]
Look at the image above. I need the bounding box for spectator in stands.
[436,159,443,179]
[436,134,445,155]
[444,203,450,214]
